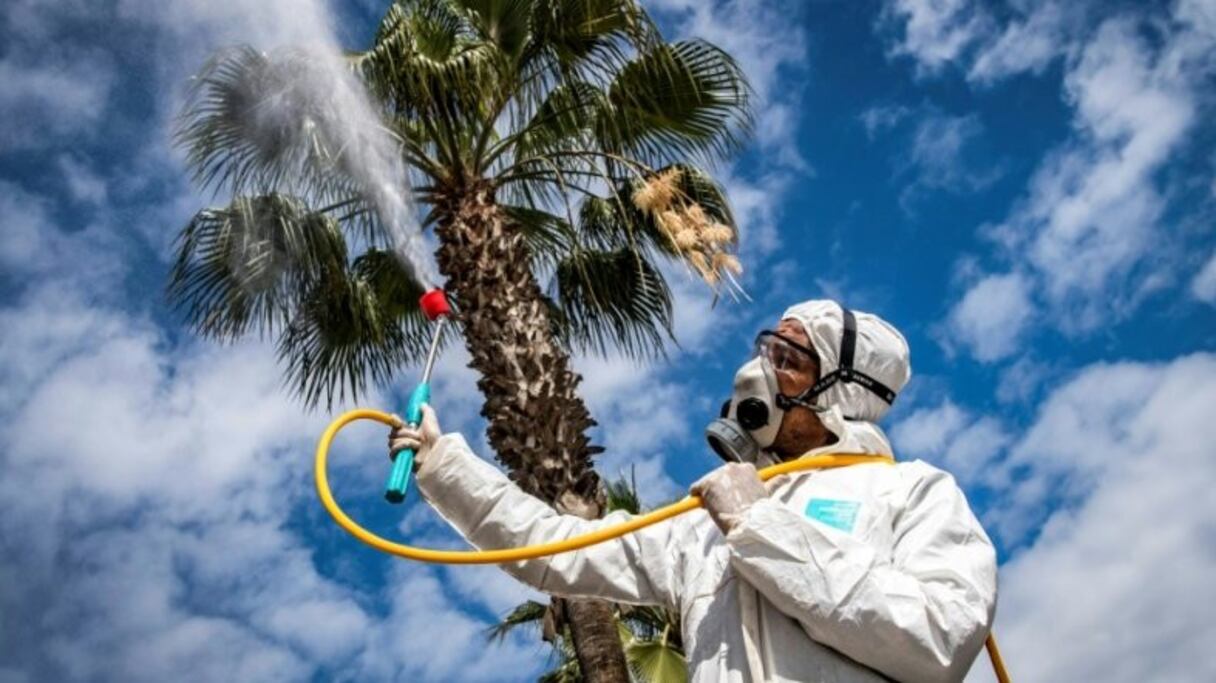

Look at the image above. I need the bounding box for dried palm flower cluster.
[632,168,744,292]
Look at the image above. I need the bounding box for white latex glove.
[690,462,768,534]
[387,404,442,471]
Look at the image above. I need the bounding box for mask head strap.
[791,304,898,410]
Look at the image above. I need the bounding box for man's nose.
[775,367,811,394]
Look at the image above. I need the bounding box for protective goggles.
[753,331,819,374]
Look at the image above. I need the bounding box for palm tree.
[488,472,687,683]
[168,2,749,679]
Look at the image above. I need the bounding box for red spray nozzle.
[419,288,451,321]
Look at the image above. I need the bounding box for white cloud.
[442,564,546,617]
[716,167,791,260]
[0,182,128,296]
[880,0,1088,84]
[0,277,547,681]
[0,181,54,273]
[907,113,983,187]
[881,1,1215,355]
[57,155,109,205]
[0,668,30,683]
[943,5,1215,358]
[890,399,969,455]
[945,272,1035,363]
[0,288,340,679]
[890,399,1011,484]
[859,104,912,139]
[355,564,545,682]
[899,111,1002,209]
[1022,20,1193,323]
[966,353,1216,682]
[0,56,114,150]
[967,1,1078,84]
[880,0,991,76]
[753,102,814,174]
[573,354,688,501]
[1190,249,1216,304]
[940,416,1011,484]
[995,355,1051,404]
[665,258,736,348]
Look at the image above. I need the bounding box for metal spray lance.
[384,288,451,503]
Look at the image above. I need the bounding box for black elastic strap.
[842,368,897,404]
[840,307,857,370]
[788,303,898,408]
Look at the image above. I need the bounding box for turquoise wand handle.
[385,381,430,503]
[383,289,449,505]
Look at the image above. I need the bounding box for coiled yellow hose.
[315,408,1010,682]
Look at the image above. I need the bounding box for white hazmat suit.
[413,301,998,682]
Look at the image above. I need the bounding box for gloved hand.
[387,404,442,472]
[690,462,768,534]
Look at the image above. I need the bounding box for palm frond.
[277,251,431,409]
[486,599,548,643]
[177,48,372,205]
[166,193,348,342]
[354,248,432,321]
[627,637,687,683]
[538,652,581,683]
[618,605,680,641]
[616,605,686,683]
[603,467,642,514]
[358,1,503,123]
[454,0,534,62]
[550,247,674,359]
[523,0,657,79]
[508,80,606,162]
[602,40,751,166]
[503,204,576,272]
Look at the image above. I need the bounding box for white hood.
[781,300,912,423]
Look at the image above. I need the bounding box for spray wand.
[383,288,451,504]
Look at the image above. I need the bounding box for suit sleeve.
[414,433,681,609]
[724,464,997,682]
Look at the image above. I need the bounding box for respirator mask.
[705,331,824,464]
[705,306,898,464]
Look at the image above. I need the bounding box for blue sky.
[2,1,1215,681]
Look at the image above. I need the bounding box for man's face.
[767,318,837,456]
[771,318,817,396]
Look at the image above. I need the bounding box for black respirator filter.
[705,398,767,464]
[705,418,759,463]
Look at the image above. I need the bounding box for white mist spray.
[245,45,439,290]
[188,0,439,292]
[302,50,438,289]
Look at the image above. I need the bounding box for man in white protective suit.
[390,300,998,682]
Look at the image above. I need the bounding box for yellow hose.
[985,633,1011,683]
[315,407,1011,680]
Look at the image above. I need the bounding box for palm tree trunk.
[434,179,630,683]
